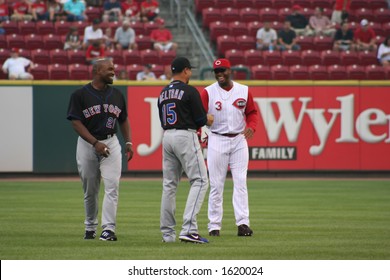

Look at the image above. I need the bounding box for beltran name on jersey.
[159,88,184,104]
[82,104,122,119]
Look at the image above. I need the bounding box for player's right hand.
[206,114,214,126]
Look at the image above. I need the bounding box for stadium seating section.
[0,0,389,80]
[197,0,390,79]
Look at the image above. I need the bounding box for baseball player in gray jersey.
[158,57,214,244]
[201,58,258,237]
[67,58,134,241]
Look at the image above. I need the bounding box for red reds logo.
[232,98,246,109]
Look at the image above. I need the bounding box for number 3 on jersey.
[162,103,177,126]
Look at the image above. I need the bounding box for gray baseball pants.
[160,129,209,242]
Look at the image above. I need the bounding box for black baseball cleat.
[179,234,209,244]
[99,230,117,241]
[237,225,253,236]
[84,230,96,239]
[209,230,220,236]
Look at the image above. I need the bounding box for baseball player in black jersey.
[158,57,214,244]
[67,58,133,241]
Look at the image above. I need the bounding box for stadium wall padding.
[0,81,389,173]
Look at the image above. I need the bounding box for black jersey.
[157,80,207,130]
[67,83,128,138]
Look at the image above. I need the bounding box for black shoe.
[179,234,209,244]
[99,230,117,241]
[237,224,253,236]
[209,230,220,236]
[84,230,96,239]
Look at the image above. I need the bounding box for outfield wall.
[0,80,389,173]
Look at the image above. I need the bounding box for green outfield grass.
[0,179,389,260]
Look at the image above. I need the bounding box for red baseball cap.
[292,4,302,10]
[213,58,231,69]
[11,48,19,53]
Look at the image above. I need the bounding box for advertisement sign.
[127,86,390,171]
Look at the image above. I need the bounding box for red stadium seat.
[374,8,390,24]
[140,49,159,64]
[313,36,333,51]
[368,22,383,37]
[17,49,31,60]
[239,8,259,23]
[296,35,314,50]
[272,0,292,9]
[309,65,328,80]
[50,49,68,64]
[321,50,341,66]
[234,0,255,9]
[236,35,256,51]
[143,21,159,35]
[0,35,6,49]
[301,49,321,66]
[49,64,69,80]
[216,35,238,56]
[359,51,379,66]
[45,35,64,51]
[0,48,10,64]
[263,50,282,66]
[150,64,164,77]
[271,64,291,80]
[85,6,102,22]
[19,20,36,35]
[202,7,221,28]
[225,49,245,66]
[282,50,302,66]
[259,8,279,22]
[7,34,26,49]
[350,0,369,10]
[353,8,375,22]
[290,65,309,80]
[24,34,44,50]
[327,65,348,80]
[244,49,264,66]
[127,64,144,80]
[114,64,127,78]
[300,7,314,19]
[195,0,215,14]
[158,50,176,65]
[69,64,90,80]
[365,65,387,79]
[313,0,333,9]
[340,51,360,66]
[68,49,86,65]
[209,21,229,42]
[123,49,142,65]
[368,0,388,10]
[31,64,49,80]
[105,49,123,65]
[73,21,89,34]
[383,22,390,37]
[36,21,55,35]
[214,0,235,9]
[270,22,284,32]
[278,7,292,22]
[253,0,273,9]
[229,21,248,36]
[347,64,366,79]
[2,20,19,34]
[251,65,271,79]
[292,0,312,8]
[136,35,152,50]
[129,21,145,35]
[54,21,73,36]
[221,7,240,23]
[248,21,263,37]
[231,65,250,80]
[31,49,50,65]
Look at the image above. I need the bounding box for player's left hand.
[242,128,254,139]
[126,144,134,161]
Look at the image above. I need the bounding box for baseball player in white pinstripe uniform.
[200,58,258,237]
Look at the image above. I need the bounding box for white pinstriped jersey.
[205,81,248,134]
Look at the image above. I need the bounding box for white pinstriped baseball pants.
[207,133,250,232]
